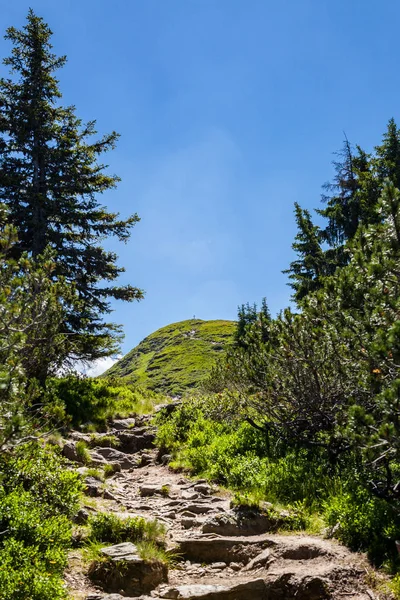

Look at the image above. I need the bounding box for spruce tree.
[318,141,364,245]
[375,118,400,187]
[284,203,332,303]
[0,10,143,365]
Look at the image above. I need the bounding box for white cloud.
[82,356,121,378]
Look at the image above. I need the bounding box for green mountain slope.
[104,319,236,396]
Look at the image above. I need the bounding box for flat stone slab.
[176,535,275,564]
[101,542,141,562]
[158,579,266,599]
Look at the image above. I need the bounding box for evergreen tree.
[375,118,400,187]
[0,10,143,366]
[318,140,378,252]
[284,203,332,303]
[234,302,258,348]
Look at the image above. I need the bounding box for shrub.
[89,512,166,545]
[48,375,166,429]
[0,539,68,600]
[89,434,120,448]
[324,488,400,568]
[0,442,82,600]
[0,443,81,517]
[75,440,91,465]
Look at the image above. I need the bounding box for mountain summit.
[104,319,236,395]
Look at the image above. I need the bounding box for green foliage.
[75,441,91,465]
[0,443,81,599]
[89,434,120,448]
[0,443,81,517]
[105,319,236,396]
[89,512,166,545]
[0,539,68,600]
[284,203,333,302]
[324,489,400,568]
[136,541,176,565]
[47,375,163,429]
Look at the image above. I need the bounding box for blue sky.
[1,1,399,368]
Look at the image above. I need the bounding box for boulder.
[89,451,108,467]
[62,441,80,463]
[110,418,136,431]
[140,453,153,466]
[84,476,102,497]
[88,542,168,596]
[73,508,90,525]
[202,509,276,536]
[115,428,156,453]
[93,447,136,469]
[264,573,331,600]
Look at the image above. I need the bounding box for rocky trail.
[62,412,377,600]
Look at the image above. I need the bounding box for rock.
[265,574,331,600]
[90,451,108,466]
[163,511,176,519]
[176,535,271,564]
[84,476,102,497]
[184,504,214,515]
[103,489,117,501]
[210,562,227,569]
[116,429,156,453]
[242,548,271,571]
[86,595,142,600]
[181,518,197,529]
[202,508,276,536]
[88,542,168,596]
[73,508,89,524]
[181,491,199,500]
[94,447,136,469]
[161,454,173,465]
[158,579,266,599]
[154,401,181,416]
[140,484,165,497]
[140,453,153,466]
[193,484,212,495]
[111,418,136,431]
[62,441,80,462]
[159,588,179,599]
[229,562,242,571]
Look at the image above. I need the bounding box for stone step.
[156,579,266,599]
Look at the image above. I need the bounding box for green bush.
[0,443,81,517]
[0,442,82,600]
[0,539,68,600]
[48,375,116,428]
[48,375,166,428]
[89,512,166,545]
[324,488,400,568]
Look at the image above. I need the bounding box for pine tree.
[319,140,363,245]
[0,11,143,365]
[234,302,258,348]
[375,118,400,187]
[284,203,332,303]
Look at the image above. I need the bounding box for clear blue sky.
[1,1,399,362]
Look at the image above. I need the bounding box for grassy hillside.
[104,319,236,396]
